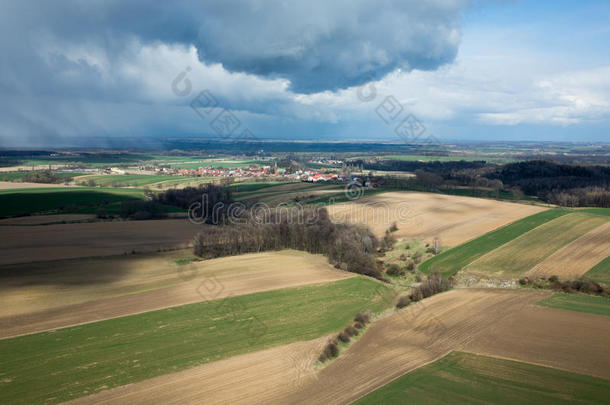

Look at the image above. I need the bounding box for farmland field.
[75,174,177,186]
[274,288,610,404]
[420,209,569,276]
[354,351,610,405]
[0,171,85,182]
[327,191,546,245]
[0,187,146,217]
[0,250,353,337]
[463,212,608,277]
[585,256,610,284]
[0,277,390,404]
[527,221,610,279]
[537,293,610,317]
[0,219,201,265]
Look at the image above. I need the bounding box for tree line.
[193,206,383,279]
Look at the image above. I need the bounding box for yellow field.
[464,213,609,277]
[327,191,546,246]
[526,221,610,279]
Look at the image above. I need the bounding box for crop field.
[420,209,569,276]
[527,221,610,279]
[0,250,353,337]
[327,191,545,245]
[272,288,610,404]
[0,277,390,404]
[0,187,146,217]
[354,351,610,405]
[168,159,267,169]
[0,219,201,265]
[537,293,610,317]
[75,174,177,186]
[0,171,85,182]
[463,212,608,277]
[585,256,610,284]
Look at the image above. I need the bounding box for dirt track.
[0,219,202,265]
[327,192,545,246]
[526,221,610,279]
[68,288,610,405]
[0,251,351,339]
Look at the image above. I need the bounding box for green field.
[585,256,610,284]
[354,351,610,405]
[76,174,177,187]
[0,171,85,182]
[0,187,147,217]
[419,209,570,276]
[0,277,391,404]
[169,159,268,169]
[228,181,293,193]
[75,174,217,188]
[537,293,610,317]
[464,212,608,276]
[577,207,610,217]
[350,154,516,164]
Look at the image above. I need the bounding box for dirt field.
[0,250,351,338]
[465,212,608,277]
[68,288,610,404]
[65,336,329,405]
[526,221,610,279]
[327,191,546,246]
[0,219,202,265]
[0,214,95,225]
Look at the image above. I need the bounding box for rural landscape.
[1,1,609,404]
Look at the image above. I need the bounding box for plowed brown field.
[68,288,610,405]
[0,219,202,265]
[327,192,545,246]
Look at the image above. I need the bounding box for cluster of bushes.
[22,170,64,184]
[396,272,453,309]
[154,184,234,224]
[117,201,168,220]
[519,276,609,297]
[318,312,371,363]
[193,207,383,279]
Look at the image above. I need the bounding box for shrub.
[386,263,404,277]
[399,253,407,261]
[344,326,359,337]
[354,312,371,324]
[518,277,529,286]
[353,321,365,330]
[412,251,423,264]
[410,272,452,300]
[396,295,411,309]
[319,341,339,362]
[406,260,415,271]
[389,222,398,232]
[337,332,351,343]
[548,275,559,282]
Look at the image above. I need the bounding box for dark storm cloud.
[1,0,467,94]
[0,0,469,145]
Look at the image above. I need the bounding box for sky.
[0,0,609,147]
